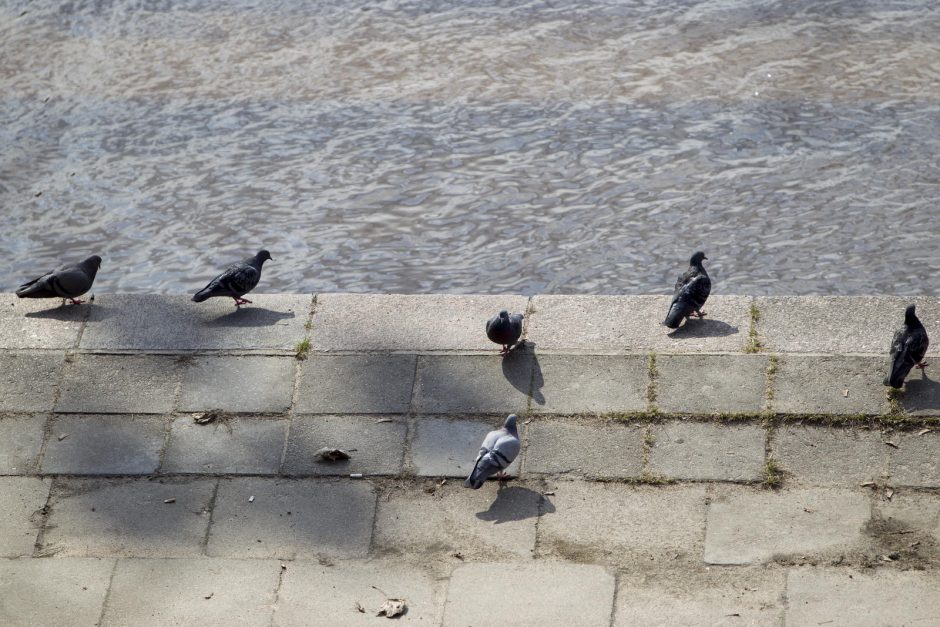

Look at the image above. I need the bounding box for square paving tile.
[0,294,86,349]
[0,415,46,474]
[648,420,766,481]
[0,557,114,626]
[410,417,521,478]
[178,356,295,413]
[773,356,887,415]
[773,425,891,486]
[0,477,50,557]
[412,354,532,414]
[282,415,406,476]
[0,351,64,412]
[42,415,164,475]
[655,354,767,414]
[529,355,648,413]
[163,416,288,474]
[55,354,180,414]
[294,355,416,414]
[525,419,645,478]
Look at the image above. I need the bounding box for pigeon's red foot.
[496,471,508,480]
[917,361,929,369]
[693,310,707,318]
[500,345,510,355]
[233,297,253,307]
[69,299,86,305]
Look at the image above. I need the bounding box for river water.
[2,0,940,295]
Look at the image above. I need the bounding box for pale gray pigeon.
[192,250,272,307]
[664,251,711,329]
[885,304,929,388]
[16,255,101,305]
[464,414,521,489]
[486,310,524,354]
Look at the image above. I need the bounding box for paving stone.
[527,295,750,352]
[899,373,940,415]
[0,415,46,474]
[373,482,539,560]
[538,483,706,566]
[0,294,86,349]
[295,354,416,414]
[412,354,532,414]
[773,355,887,415]
[178,356,295,413]
[410,417,521,478]
[655,354,767,414]
[786,568,940,627]
[55,354,179,414]
[773,425,890,486]
[310,293,529,351]
[102,558,281,627]
[887,430,940,487]
[207,478,375,559]
[873,492,940,542]
[529,354,648,413]
[0,557,114,626]
[756,296,940,354]
[443,562,615,627]
[43,478,214,557]
[614,568,786,626]
[282,415,405,476]
[703,487,870,565]
[41,415,164,475]
[0,352,64,412]
[648,420,766,481]
[163,416,287,474]
[525,420,645,478]
[274,560,445,626]
[80,294,312,351]
[0,477,50,557]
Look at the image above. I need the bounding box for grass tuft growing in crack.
[743,302,763,353]
[763,458,782,489]
[646,353,659,414]
[294,338,311,360]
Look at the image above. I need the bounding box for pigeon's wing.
[194,262,259,300]
[49,265,93,298]
[492,432,521,466]
[464,431,518,489]
[684,273,711,310]
[672,267,695,298]
[887,328,917,388]
[509,314,524,343]
[909,327,929,364]
[464,453,503,489]
[485,315,501,342]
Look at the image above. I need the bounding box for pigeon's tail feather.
[191,286,214,302]
[886,359,912,389]
[15,277,55,299]
[464,455,501,489]
[664,300,692,329]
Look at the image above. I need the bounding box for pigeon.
[884,304,929,388]
[16,255,102,305]
[664,251,711,329]
[486,310,524,354]
[464,414,521,489]
[192,250,272,307]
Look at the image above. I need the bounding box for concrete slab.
[410,418,521,478]
[102,558,281,627]
[295,354,416,414]
[524,420,645,479]
[887,430,940,487]
[526,295,749,353]
[163,416,288,475]
[614,568,786,626]
[309,293,529,351]
[80,294,312,351]
[178,356,295,413]
[873,492,940,543]
[41,415,164,475]
[786,568,940,627]
[0,415,46,474]
[773,356,887,415]
[648,420,766,481]
[537,483,706,566]
[0,352,64,412]
[55,354,179,414]
[282,415,406,476]
[0,477,50,557]
[412,354,532,414]
[443,562,615,627]
[373,482,539,560]
[274,560,445,626]
[773,425,890,486]
[207,478,375,559]
[756,296,940,354]
[703,487,870,565]
[42,478,215,557]
[0,294,86,349]
[899,373,940,415]
[0,557,114,626]
[655,355,767,415]
[529,355,648,413]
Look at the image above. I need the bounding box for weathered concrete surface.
[873,492,940,543]
[0,352,64,412]
[41,415,164,475]
[410,417,521,478]
[525,419,645,478]
[898,374,940,415]
[101,558,281,627]
[704,487,870,565]
[773,425,890,486]
[310,294,529,351]
[527,295,750,353]
[648,420,765,482]
[282,415,406,476]
[786,568,940,626]
[163,416,288,475]
[0,477,49,557]
[773,355,887,415]
[56,354,179,414]
[295,354,416,414]
[412,353,532,414]
[0,295,85,349]
[529,354,647,413]
[0,415,45,474]
[0,557,114,626]
[178,356,295,413]
[443,563,616,627]
[80,294,312,351]
[888,429,940,487]
[655,355,767,414]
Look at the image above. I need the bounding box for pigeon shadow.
[24,304,89,320]
[501,342,545,405]
[205,307,295,328]
[475,486,555,524]
[667,318,739,339]
[900,372,940,413]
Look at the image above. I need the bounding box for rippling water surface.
[2,0,940,294]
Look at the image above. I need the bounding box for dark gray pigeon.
[486,310,524,354]
[16,255,101,305]
[192,250,272,307]
[464,414,520,489]
[664,251,711,329]
[885,304,929,388]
